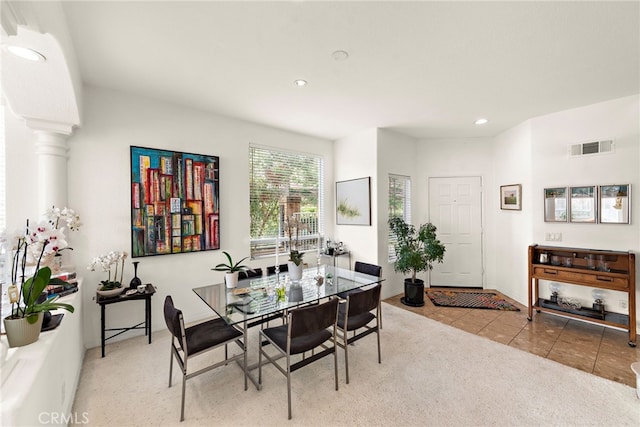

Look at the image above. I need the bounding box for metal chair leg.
[287,354,292,420]
[180,374,186,422]
[344,332,350,384]
[377,321,382,364]
[333,338,339,391]
[168,347,174,387]
[258,334,263,385]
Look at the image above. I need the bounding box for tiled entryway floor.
[385,288,640,387]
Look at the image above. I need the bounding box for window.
[388,174,411,262]
[249,145,324,259]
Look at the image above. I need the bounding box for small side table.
[96,284,156,357]
[320,250,351,270]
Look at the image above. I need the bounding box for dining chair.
[266,263,288,275]
[337,283,382,384]
[163,295,247,422]
[338,261,384,328]
[258,297,339,419]
[239,267,263,279]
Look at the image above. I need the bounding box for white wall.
[333,128,378,270]
[6,85,334,349]
[491,121,534,304]
[528,95,640,319]
[415,136,495,287]
[377,129,418,298]
[5,108,39,226]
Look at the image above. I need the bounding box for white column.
[27,120,73,214]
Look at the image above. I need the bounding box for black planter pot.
[401,278,425,307]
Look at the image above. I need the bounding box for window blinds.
[388,174,411,261]
[249,145,323,258]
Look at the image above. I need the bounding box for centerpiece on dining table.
[284,215,309,281]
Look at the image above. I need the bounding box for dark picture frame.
[500,184,522,210]
[130,146,220,257]
[336,177,371,225]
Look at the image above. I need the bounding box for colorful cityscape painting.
[130,146,220,257]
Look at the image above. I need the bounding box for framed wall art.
[599,184,630,224]
[500,184,522,210]
[570,186,596,223]
[130,146,220,257]
[544,187,568,222]
[336,177,371,225]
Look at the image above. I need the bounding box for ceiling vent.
[569,139,614,157]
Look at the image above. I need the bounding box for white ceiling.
[59,1,639,141]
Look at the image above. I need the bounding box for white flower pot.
[287,261,303,281]
[3,313,44,348]
[225,271,239,289]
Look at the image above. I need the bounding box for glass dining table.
[192,264,384,388]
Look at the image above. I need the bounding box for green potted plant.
[212,251,251,288]
[284,215,308,280]
[1,208,79,347]
[388,217,446,307]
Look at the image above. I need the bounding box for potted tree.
[388,217,446,307]
[212,251,252,289]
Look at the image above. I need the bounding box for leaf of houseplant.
[22,267,52,310]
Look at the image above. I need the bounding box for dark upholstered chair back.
[354,261,382,278]
[289,297,338,339]
[164,296,184,348]
[347,284,381,317]
[240,268,263,279]
[267,264,289,275]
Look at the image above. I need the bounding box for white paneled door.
[428,177,483,287]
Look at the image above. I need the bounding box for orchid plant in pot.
[212,251,251,289]
[88,251,128,296]
[1,207,80,347]
[284,215,308,280]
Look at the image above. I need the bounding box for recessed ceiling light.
[7,45,46,62]
[474,118,489,125]
[294,79,307,87]
[332,50,349,61]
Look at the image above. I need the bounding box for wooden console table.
[528,245,636,346]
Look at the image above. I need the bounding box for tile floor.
[385,288,640,387]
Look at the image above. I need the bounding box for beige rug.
[72,303,639,426]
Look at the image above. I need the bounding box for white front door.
[428,177,483,287]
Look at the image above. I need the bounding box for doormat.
[425,290,520,311]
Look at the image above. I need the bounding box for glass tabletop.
[192,264,383,326]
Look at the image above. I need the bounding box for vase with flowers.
[0,207,79,348]
[88,251,128,296]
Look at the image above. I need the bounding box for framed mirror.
[544,187,568,222]
[599,184,630,224]
[570,186,597,223]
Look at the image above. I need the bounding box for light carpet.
[72,303,639,426]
